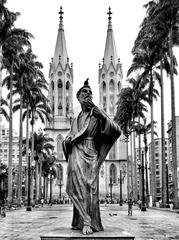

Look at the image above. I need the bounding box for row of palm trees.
[0,1,54,206]
[115,0,179,209]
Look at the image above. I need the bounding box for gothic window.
[51,81,54,91]
[66,81,72,113]
[58,79,63,115]
[109,163,117,184]
[66,97,69,112]
[102,82,106,112]
[57,163,63,181]
[58,79,63,88]
[52,96,54,114]
[57,135,64,160]
[66,81,70,90]
[118,81,121,93]
[109,79,114,114]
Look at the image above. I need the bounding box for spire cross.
[107,7,112,21]
[59,6,64,21]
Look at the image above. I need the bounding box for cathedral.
[45,6,127,202]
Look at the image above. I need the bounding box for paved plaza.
[0,204,179,240]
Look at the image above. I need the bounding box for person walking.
[128,198,133,216]
[41,198,44,207]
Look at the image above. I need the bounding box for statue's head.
[76,78,93,104]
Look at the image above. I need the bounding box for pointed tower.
[98,7,127,200]
[99,7,123,118]
[48,6,74,129]
[45,7,73,199]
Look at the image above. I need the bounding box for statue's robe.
[63,109,121,232]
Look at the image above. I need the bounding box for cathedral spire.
[53,6,68,69]
[103,7,118,69]
[59,6,64,30]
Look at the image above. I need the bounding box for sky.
[3,0,179,137]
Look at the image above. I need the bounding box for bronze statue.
[63,79,121,235]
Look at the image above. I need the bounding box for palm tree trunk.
[169,28,179,209]
[45,176,48,202]
[133,131,137,202]
[39,160,42,200]
[126,137,130,200]
[17,77,23,207]
[150,72,156,207]
[7,64,13,206]
[35,160,39,203]
[130,133,134,198]
[160,61,167,207]
[25,106,30,202]
[30,112,35,205]
[138,131,142,201]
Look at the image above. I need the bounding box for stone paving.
[0,204,179,240]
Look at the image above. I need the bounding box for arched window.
[51,81,54,91]
[57,135,64,160]
[58,79,63,115]
[102,82,106,112]
[66,81,70,90]
[109,163,117,184]
[109,79,114,114]
[57,163,63,181]
[58,79,63,88]
[66,81,72,114]
[118,81,121,93]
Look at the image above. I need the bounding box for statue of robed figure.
[63,79,121,235]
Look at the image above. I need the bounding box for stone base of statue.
[40,227,135,240]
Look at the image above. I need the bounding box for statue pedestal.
[40,227,135,240]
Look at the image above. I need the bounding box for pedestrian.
[41,198,44,207]
[137,199,142,209]
[128,198,133,216]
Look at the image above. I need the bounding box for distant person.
[137,199,142,209]
[41,198,44,207]
[128,198,133,216]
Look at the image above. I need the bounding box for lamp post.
[141,151,146,211]
[58,178,62,203]
[26,150,31,211]
[166,163,170,208]
[119,170,123,206]
[109,177,113,203]
[49,167,53,205]
[118,165,126,206]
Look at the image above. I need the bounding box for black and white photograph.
[0,0,179,239]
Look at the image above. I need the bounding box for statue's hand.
[65,136,72,146]
[92,106,105,121]
[83,99,95,110]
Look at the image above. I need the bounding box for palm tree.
[128,20,162,206]
[155,0,179,209]
[0,0,20,124]
[0,97,9,121]
[10,48,47,206]
[31,130,54,203]
[2,30,32,206]
[42,154,56,203]
[132,0,179,209]
[132,118,158,207]
[114,77,148,199]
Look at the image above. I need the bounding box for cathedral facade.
[45,7,127,202]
